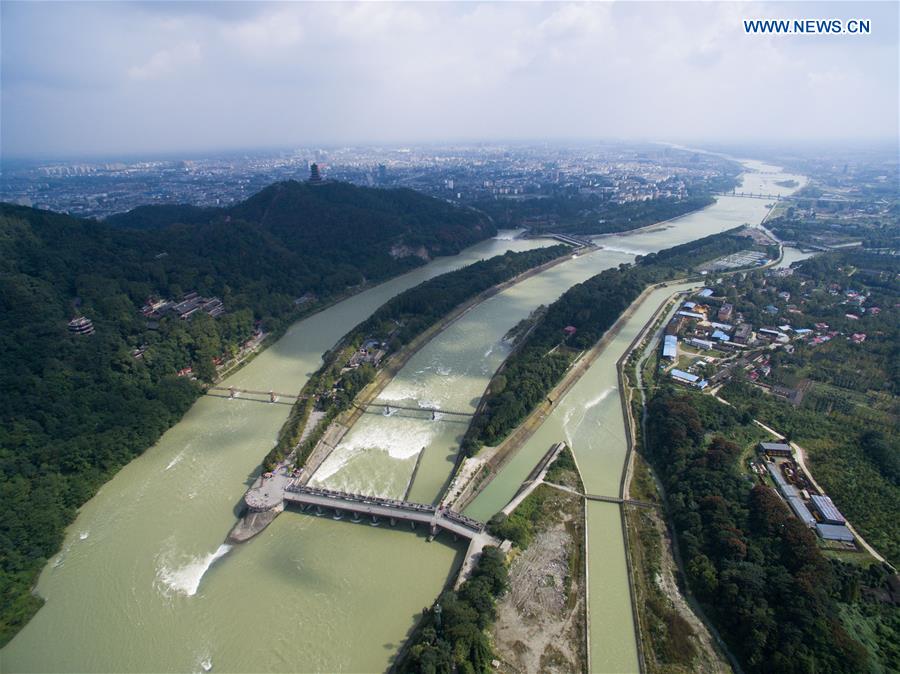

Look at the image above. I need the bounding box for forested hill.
[0,182,492,646]
[106,180,492,263]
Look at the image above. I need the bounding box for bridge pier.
[371,514,380,526]
[410,521,415,530]
[430,524,438,538]
[229,386,236,399]
[333,508,343,520]
[390,517,396,527]
[269,390,276,403]
[351,512,361,523]
[315,505,323,516]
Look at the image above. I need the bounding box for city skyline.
[2,1,898,159]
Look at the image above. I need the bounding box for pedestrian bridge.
[356,400,475,418]
[283,484,486,539]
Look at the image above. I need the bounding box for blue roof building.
[787,496,816,528]
[816,523,854,542]
[711,329,730,341]
[697,288,714,298]
[811,495,846,525]
[662,335,677,359]
[670,369,709,390]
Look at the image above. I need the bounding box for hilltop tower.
[309,162,322,183]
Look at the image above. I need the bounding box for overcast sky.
[2,1,897,159]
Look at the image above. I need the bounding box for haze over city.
[2,0,898,159]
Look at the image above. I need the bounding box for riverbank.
[619,291,736,674]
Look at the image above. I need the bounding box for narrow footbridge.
[359,400,475,418]
[207,386,305,401]
[585,493,658,509]
[284,484,487,539]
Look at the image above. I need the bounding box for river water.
[3,163,805,673]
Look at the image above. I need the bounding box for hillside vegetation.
[0,182,492,646]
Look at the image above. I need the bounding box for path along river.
[3,162,804,673]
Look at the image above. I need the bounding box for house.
[688,338,714,350]
[718,303,734,321]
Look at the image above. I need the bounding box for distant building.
[759,441,792,458]
[733,323,753,344]
[68,316,95,335]
[168,293,225,320]
[816,523,854,542]
[811,495,846,525]
[563,325,577,337]
[718,303,734,321]
[688,337,714,350]
[676,310,705,320]
[670,369,708,389]
[662,335,677,359]
[758,328,788,343]
[697,288,714,298]
[309,162,322,183]
[711,329,730,342]
[788,496,817,528]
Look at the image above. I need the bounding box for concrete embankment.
[227,505,283,543]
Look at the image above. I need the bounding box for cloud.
[220,8,305,54]
[1,0,897,158]
[127,41,202,81]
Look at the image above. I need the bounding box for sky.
[2,1,898,159]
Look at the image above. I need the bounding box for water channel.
[3,162,805,673]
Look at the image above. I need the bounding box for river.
[3,162,805,673]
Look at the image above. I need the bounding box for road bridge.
[716,191,783,200]
[283,484,487,539]
[547,232,594,247]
